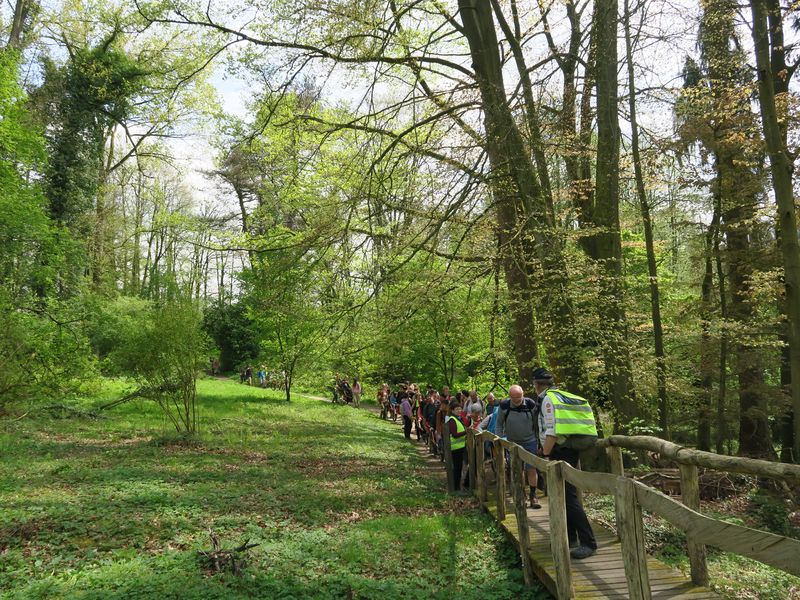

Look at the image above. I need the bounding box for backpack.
[499,397,539,427]
[495,397,540,439]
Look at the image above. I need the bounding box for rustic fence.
[441,425,800,599]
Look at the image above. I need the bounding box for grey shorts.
[520,439,539,469]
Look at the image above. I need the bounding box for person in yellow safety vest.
[445,399,468,491]
[534,367,599,560]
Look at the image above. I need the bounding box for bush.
[0,295,96,413]
[91,298,209,433]
[201,301,259,373]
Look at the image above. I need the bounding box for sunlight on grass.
[0,378,547,600]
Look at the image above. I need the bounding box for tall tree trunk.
[714,210,729,454]
[593,0,638,421]
[624,0,668,438]
[457,0,587,390]
[7,0,31,49]
[751,0,800,463]
[698,210,720,451]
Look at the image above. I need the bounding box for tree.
[679,0,773,458]
[750,0,800,463]
[202,301,260,373]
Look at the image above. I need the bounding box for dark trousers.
[451,447,465,490]
[403,415,412,438]
[551,445,597,549]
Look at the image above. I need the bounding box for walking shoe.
[569,539,579,550]
[529,494,541,509]
[570,545,596,560]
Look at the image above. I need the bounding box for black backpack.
[499,397,539,425]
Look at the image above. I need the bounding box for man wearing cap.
[495,384,542,509]
[533,367,599,560]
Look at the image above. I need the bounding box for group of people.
[333,374,362,407]
[239,365,286,389]
[379,368,600,561]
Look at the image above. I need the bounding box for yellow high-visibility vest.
[546,389,598,437]
[446,415,466,450]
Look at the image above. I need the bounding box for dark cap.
[532,367,554,382]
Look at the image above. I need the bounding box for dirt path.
[312,393,449,483]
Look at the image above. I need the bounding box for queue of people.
[373,369,599,561]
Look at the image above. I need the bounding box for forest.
[3,0,800,458]
[4,0,800,597]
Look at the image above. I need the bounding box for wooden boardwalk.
[481,490,719,599]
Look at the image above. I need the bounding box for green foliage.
[92,298,209,432]
[748,490,800,539]
[201,302,260,373]
[0,50,97,413]
[0,49,54,298]
[0,294,96,413]
[36,29,149,227]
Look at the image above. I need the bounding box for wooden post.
[443,417,455,493]
[469,430,478,490]
[679,463,709,586]
[511,447,536,586]
[465,429,475,492]
[615,477,651,600]
[607,445,624,476]
[547,460,573,599]
[476,434,487,504]
[493,438,506,520]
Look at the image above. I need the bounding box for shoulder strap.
[502,398,535,422]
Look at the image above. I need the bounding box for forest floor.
[0,378,545,600]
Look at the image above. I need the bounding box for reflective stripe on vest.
[446,415,466,450]
[546,389,598,437]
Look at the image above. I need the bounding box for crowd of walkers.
[373,369,600,561]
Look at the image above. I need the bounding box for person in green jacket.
[534,367,598,560]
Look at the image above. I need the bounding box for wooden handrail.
[561,461,617,494]
[461,427,800,599]
[597,435,800,482]
[633,481,800,576]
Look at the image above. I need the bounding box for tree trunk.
[624,0,668,437]
[698,209,720,451]
[7,0,30,49]
[714,212,730,455]
[592,0,638,421]
[751,0,800,463]
[457,0,587,389]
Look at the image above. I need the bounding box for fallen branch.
[197,530,259,575]
[98,381,183,411]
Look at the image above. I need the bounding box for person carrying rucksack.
[533,367,599,560]
[495,384,541,509]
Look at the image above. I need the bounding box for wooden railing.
[450,428,800,600]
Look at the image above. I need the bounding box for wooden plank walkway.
[481,490,720,599]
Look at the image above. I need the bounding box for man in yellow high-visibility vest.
[534,367,598,560]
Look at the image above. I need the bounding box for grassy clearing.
[0,378,546,599]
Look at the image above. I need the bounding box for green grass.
[0,378,547,599]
